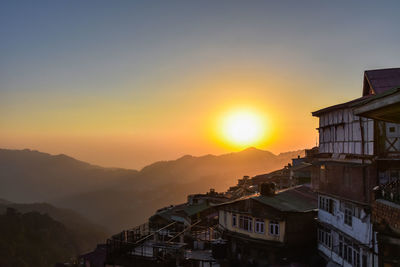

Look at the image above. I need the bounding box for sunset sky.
[1,1,400,169]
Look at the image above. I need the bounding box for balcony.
[375,179,400,205]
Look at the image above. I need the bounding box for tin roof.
[183,202,210,217]
[353,87,400,123]
[251,185,317,212]
[217,185,317,213]
[311,96,369,116]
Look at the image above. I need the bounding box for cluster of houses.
[80,68,400,267]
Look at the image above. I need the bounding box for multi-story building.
[217,183,317,266]
[311,68,400,267]
[354,86,400,267]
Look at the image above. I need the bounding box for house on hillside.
[290,147,318,185]
[217,183,318,266]
[311,68,400,267]
[252,167,292,190]
[226,175,258,199]
[251,148,317,191]
[187,188,229,205]
[79,244,107,267]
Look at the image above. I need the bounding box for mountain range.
[0,147,304,232]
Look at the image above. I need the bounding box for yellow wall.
[219,210,285,242]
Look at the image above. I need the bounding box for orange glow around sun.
[216,108,270,149]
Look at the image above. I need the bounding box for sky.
[1,0,400,169]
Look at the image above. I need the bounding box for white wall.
[318,194,378,267]
[318,108,374,156]
[318,196,372,245]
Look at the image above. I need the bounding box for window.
[319,196,334,214]
[317,227,332,248]
[337,234,361,267]
[353,245,360,267]
[269,220,280,236]
[362,254,367,267]
[255,218,265,233]
[389,126,396,133]
[344,204,353,226]
[232,214,237,227]
[239,215,253,232]
[223,211,227,226]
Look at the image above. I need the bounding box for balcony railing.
[375,179,400,205]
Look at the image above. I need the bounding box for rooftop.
[219,185,317,213]
[363,68,400,96]
[313,68,400,116]
[252,185,317,212]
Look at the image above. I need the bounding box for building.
[187,188,229,205]
[226,175,258,199]
[290,147,318,185]
[252,166,292,190]
[251,149,317,190]
[217,183,318,266]
[311,68,400,267]
[354,86,400,267]
[105,190,224,266]
[79,244,107,267]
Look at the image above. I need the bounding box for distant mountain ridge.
[0,148,139,203]
[0,147,305,232]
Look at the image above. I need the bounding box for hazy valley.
[0,147,303,232]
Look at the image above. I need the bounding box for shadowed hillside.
[0,147,304,232]
[0,208,77,267]
[0,200,109,254]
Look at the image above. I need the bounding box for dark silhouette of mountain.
[0,200,109,254]
[0,147,304,232]
[0,207,77,267]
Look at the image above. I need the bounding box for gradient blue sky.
[1,1,400,169]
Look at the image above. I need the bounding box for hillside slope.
[0,208,77,267]
[0,147,305,232]
[53,147,304,231]
[0,201,109,253]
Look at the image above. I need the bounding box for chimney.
[260,182,276,196]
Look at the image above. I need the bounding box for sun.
[220,109,267,148]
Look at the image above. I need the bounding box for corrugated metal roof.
[354,87,400,106]
[311,96,369,116]
[183,202,210,216]
[251,185,317,212]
